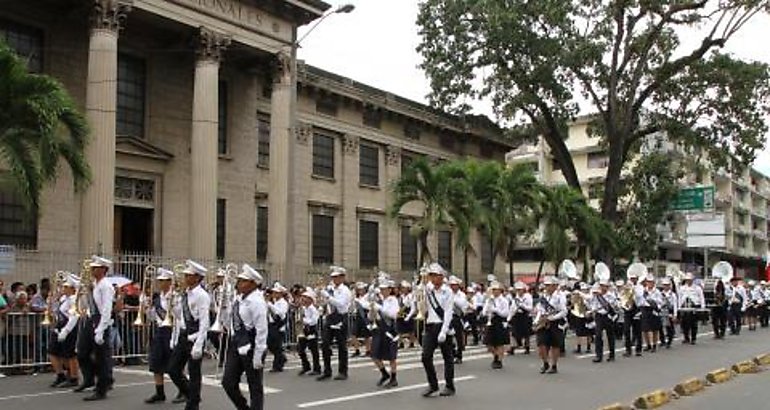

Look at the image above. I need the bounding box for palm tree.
[0,41,90,215]
[498,163,542,285]
[442,160,481,284]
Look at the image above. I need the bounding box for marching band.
[33,256,770,407]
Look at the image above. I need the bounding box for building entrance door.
[114,206,154,252]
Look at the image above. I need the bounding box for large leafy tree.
[417,0,770,254]
[0,41,90,214]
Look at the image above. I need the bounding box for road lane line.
[114,368,281,394]
[0,381,155,401]
[296,375,477,408]
[283,346,489,371]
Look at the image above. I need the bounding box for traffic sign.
[672,186,715,211]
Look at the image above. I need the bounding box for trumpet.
[133,264,156,327]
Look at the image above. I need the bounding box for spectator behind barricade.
[6,282,24,306]
[120,282,142,366]
[111,284,124,364]
[0,282,8,373]
[30,278,51,373]
[8,291,33,374]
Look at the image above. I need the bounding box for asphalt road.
[1,327,768,410]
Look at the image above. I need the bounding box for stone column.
[340,134,360,271]
[267,52,295,282]
[189,27,230,260]
[80,0,131,255]
[384,145,401,272]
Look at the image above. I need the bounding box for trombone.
[70,258,92,318]
[41,270,67,326]
[210,263,237,333]
[160,264,186,328]
[133,264,156,327]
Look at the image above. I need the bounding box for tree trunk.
[507,242,515,286]
[419,231,431,267]
[535,258,546,288]
[463,247,469,285]
[599,138,625,264]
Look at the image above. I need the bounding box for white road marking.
[114,367,281,394]
[0,381,155,401]
[576,331,715,359]
[296,375,477,408]
[283,345,489,370]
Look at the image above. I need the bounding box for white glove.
[191,346,203,360]
[94,331,104,346]
[253,352,264,370]
[57,330,68,343]
[437,331,447,344]
[187,333,198,343]
[237,345,250,356]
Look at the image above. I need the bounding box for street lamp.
[295,3,355,47]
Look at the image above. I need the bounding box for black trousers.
[298,337,320,372]
[594,315,615,360]
[76,319,112,395]
[470,310,481,345]
[221,342,263,410]
[728,303,743,335]
[422,324,454,391]
[266,325,286,371]
[680,311,698,342]
[168,335,203,410]
[760,306,769,327]
[662,319,675,346]
[711,306,727,337]
[623,312,642,354]
[321,318,348,376]
[451,316,464,360]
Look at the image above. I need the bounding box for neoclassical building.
[0,0,513,284]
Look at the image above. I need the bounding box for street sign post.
[671,186,715,211]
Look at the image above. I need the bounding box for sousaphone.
[626,262,648,281]
[558,259,579,281]
[712,261,734,282]
[594,262,611,283]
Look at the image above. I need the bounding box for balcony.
[716,193,732,206]
[505,144,541,164]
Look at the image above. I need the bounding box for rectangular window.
[316,95,338,117]
[401,225,418,271]
[218,81,228,155]
[359,220,379,268]
[312,214,334,265]
[256,206,268,262]
[481,234,494,274]
[404,122,421,140]
[0,188,37,247]
[438,230,452,271]
[363,107,382,129]
[359,143,379,187]
[116,54,146,138]
[216,199,226,260]
[0,20,43,73]
[257,114,270,168]
[587,152,609,169]
[313,133,335,179]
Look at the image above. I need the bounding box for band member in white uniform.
[483,282,510,369]
[75,256,115,401]
[297,289,321,376]
[318,266,352,381]
[351,282,372,357]
[167,260,210,410]
[678,273,704,344]
[509,281,533,354]
[590,280,618,363]
[448,276,468,364]
[471,285,486,346]
[746,280,762,331]
[639,275,663,353]
[535,276,567,374]
[397,281,417,348]
[145,267,181,404]
[659,277,678,349]
[622,273,644,357]
[221,264,268,410]
[266,283,288,372]
[371,280,400,388]
[49,273,80,388]
[726,276,747,335]
[420,263,455,397]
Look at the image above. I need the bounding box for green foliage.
[616,153,683,260]
[0,40,90,215]
[417,0,770,234]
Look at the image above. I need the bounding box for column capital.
[385,145,401,166]
[293,122,312,146]
[273,51,293,84]
[342,134,359,156]
[90,0,132,32]
[196,26,232,63]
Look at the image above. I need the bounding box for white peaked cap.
[488,281,503,291]
[156,267,173,280]
[615,279,625,287]
[591,283,601,293]
[643,274,655,282]
[182,260,207,276]
[272,282,287,293]
[301,289,317,301]
[401,280,412,288]
[514,281,527,290]
[599,279,610,287]
[89,255,112,269]
[237,263,262,283]
[543,276,557,286]
[660,277,672,286]
[427,262,445,275]
[62,272,80,289]
[448,276,461,285]
[330,266,347,277]
[216,268,226,277]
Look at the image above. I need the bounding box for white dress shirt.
[232,289,268,363]
[149,290,173,327]
[302,305,319,326]
[473,292,485,309]
[536,291,567,321]
[327,283,352,314]
[590,292,618,315]
[726,284,748,310]
[452,290,469,316]
[402,292,416,320]
[182,285,211,354]
[91,277,115,336]
[375,295,400,321]
[661,290,679,317]
[268,297,289,325]
[57,294,78,337]
[678,285,704,309]
[425,283,454,336]
[483,294,511,319]
[513,292,533,314]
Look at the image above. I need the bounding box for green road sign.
[671,186,715,211]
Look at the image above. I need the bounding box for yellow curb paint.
[753,353,770,366]
[732,360,760,374]
[673,378,705,396]
[705,368,733,384]
[633,390,671,409]
[597,403,631,410]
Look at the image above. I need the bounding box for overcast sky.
[297,1,770,176]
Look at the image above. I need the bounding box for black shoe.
[524,346,530,354]
[268,368,283,373]
[50,374,66,388]
[59,379,79,388]
[546,366,558,374]
[573,347,581,354]
[635,352,643,357]
[592,357,602,363]
[309,370,321,376]
[83,393,106,401]
[377,373,389,387]
[352,350,361,357]
[384,378,398,388]
[171,395,187,404]
[454,357,462,364]
[439,387,455,397]
[586,348,592,353]
[683,339,690,344]
[651,346,657,353]
[298,369,310,376]
[539,363,550,374]
[316,373,332,381]
[622,352,631,358]
[73,383,94,393]
[422,387,439,397]
[607,356,615,362]
[334,373,348,381]
[145,394,166,404]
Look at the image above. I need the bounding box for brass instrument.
[570,291,588,318]
[71,258,92,318]
[133,264,156,327]
[414,270,427,321]
[161,263,186,327]
[210,263,237,333]
[312,276,329,316]
[619,286,635,311]
[532,297,553,332]
[41,270,66,326]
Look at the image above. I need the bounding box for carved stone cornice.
[342,134,359,156]
[90,0,132,32]
[293,122,313,146]
[385,145,401,166]
[196,27,232,63]
[274,51,293,85]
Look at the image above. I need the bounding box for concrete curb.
[731,360,760,374]
[597,403,632,410]
[632,390,671,409]
[705,368,734,384]
[753,353,770,366]
[673,378,705,396]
